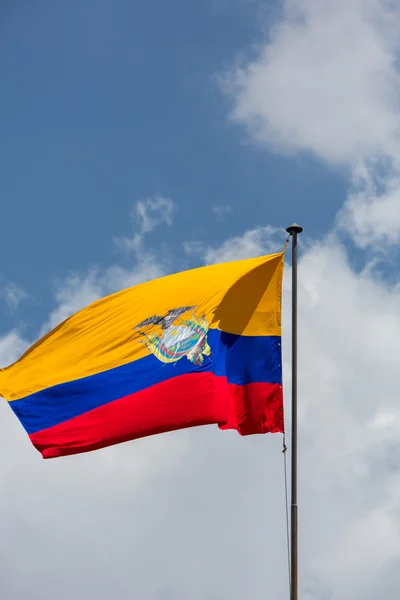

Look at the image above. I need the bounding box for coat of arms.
[134,306,211,365]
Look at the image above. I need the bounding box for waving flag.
[0,252,284,458]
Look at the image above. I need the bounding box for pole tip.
[286,223,303,235]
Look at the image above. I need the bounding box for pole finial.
[286,223,303,235]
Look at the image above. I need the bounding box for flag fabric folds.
[0,252,284,458]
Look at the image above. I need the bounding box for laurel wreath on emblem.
[134,306,211,365]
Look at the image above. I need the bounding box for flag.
[0,252,284,458]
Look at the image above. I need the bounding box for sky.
[1,0,400,598]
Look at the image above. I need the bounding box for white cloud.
[1,283,27,310]
[337,162,400,247]
[212,204,233,219]
[43,270,105,332]
[224,0,400,248]
[182,240,208,257]
[227,0,400,166]
[135,195,175,234]
[204,225,287,262]
[183,225,286,264]
[115,195,175,256]
[0,330,30,365]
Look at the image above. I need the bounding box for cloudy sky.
[1,0,400,598]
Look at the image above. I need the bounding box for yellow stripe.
[0,252,284,401]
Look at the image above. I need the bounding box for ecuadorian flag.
[0,252,284,458]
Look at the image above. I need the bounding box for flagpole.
[286,223,303,600]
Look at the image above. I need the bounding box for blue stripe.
[10,331,282,435]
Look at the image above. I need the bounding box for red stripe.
[29,373,283,458]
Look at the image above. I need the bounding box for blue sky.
[0,0,347,335]
[2,2,400,599]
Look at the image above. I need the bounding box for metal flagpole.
[286,223,303,600]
